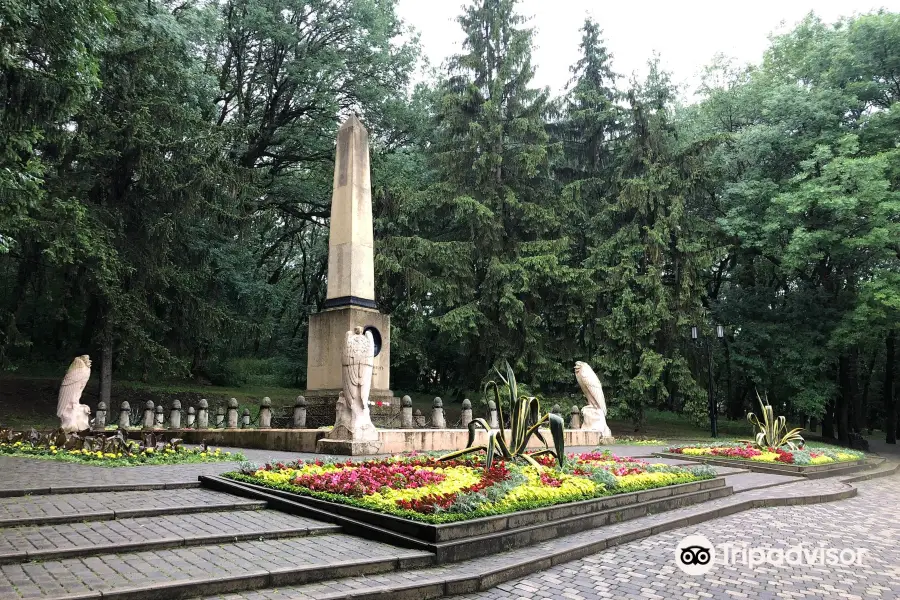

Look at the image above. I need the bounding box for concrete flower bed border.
[201,474,731,563]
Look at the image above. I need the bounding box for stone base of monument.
[122,428,615,453]
[303,389,399,428]
[316,438,383,455]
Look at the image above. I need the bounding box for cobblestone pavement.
[457,473,900,600]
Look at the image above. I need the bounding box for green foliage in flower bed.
[223,452,717,524]
[0,436,243,467]
[667,441,865,465]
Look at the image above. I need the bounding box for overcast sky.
[397,0,900,96]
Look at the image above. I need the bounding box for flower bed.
[666,442,864,465]
[224,451,717,524]
[0,440,243,466]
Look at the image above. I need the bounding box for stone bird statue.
[574,361,612,437]
[57,355,92,432]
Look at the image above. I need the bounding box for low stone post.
[118,401,131,429]
[169,399,182,429]
[241,408,251,428]
[142,401,155,429]
[413,409,426,428]
[95,401,107,429]
[198,399,209,429]
[293,396,307,428]
[226,398,238,429]
[186,406,196,428]
[570,405,582,429]
[551,404,561,416]
[259,397,272,429]
[154,404,164,427]
[461,399,473,429]
[488,400,499,429]
[400,396,413,428]
[215,404,225,428]
[431,397,446,429]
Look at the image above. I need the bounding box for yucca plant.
[746,391,805,450]
[440,361,566,468]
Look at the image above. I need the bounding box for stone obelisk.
[305,115,393,427]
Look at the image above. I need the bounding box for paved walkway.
[461,473,900,600]
[0,443,895,600]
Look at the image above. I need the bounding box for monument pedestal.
[316,438,383,455]
[306,306,396,429]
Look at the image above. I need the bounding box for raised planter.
[201,475,731,563]
[654,452,879,478]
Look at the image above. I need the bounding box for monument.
[574,361,613,438]
[305,115,394,427]
[316,327,382,455]
[57,355,92,432]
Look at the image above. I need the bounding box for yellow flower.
[200,452,207,457]
[681,447,713,456]
[51,450,58,455]
[749,452,780,463]
[144,448,154,454]
[49,446,57,451]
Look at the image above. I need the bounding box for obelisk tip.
[339,113,367,134]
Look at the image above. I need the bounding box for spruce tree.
[424,0,577,387]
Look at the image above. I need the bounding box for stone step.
[0,533,432,600]
[840,459,900,483]
[0,509,340,564]
[725,471,801,493]
[0,481,200,498]
[195,477,857,600]
[0,489,266,527]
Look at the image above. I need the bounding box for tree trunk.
[99,338,112,408]
[849,348,862,434]
[885,330,897,444]
[822,396,835,439]
[837,355,850,443]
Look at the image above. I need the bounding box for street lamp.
[692,324,725,438]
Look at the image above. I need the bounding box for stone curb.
[839,460,900,483]
[214,480,860,600]
[0,523,340,565]
[0,499,267,528]
[0,481,199,498]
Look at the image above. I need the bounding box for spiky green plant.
[746,391,805,450]
[440,361,566,469]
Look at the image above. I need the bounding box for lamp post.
[692,324,725,438]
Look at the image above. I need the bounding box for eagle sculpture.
[574,361,612,437]
[57,355,92,432]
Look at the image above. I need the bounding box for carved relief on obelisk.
[307,115,394,438]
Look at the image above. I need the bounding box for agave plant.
[439,361,566,468]
[746,391,804,450]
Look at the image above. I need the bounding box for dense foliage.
[1,1,897,441]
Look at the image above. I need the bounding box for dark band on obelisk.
[323,296,378,310]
